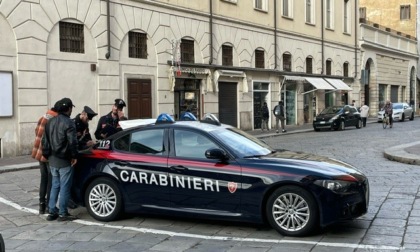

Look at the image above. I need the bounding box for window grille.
[129,31,147,59]
[255,50,265,69]
[181,39,194,63]
[222,45,233,66]
[59,22,84,53]
[306,57,312,74]
[283,53,292,72]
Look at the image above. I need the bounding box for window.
[181,39,194,63]
[222,45,233,66]
[343,62,349,77]
[59,21,84,53]
[359,7,366,20]
[343,0,350,33]
[255,49,265,69]
[129,31,147,59]
[306,57,313,74]
[325,0,334,29]
[400,5,411,20]
[255,0,268,11]
[114,130,165,155]
[326,59,332,75]
[283,53,292,72]
[174,130,218,159]
[305,0,315,24]
[282,0,293,17]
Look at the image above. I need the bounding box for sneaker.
[46,213,58,221]
[39,202,46,214]
[282,129,287,133]
[57,213,78,222]
[276,130,279,133]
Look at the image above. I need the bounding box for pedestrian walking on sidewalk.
[273,101,287,133]
[43,98,78,222]
[261,102,269,131]
[31,106,58,214]
[360,103,369,127]
[384,100,393,128]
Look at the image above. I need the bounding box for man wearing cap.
[43,97,78,222]
[73,106,98,150]
[94,98,127,140]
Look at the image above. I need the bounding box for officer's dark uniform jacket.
[73,114,93,150]
[94,112,122,140]
[43,113,78,168]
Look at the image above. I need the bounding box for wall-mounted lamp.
[91,64,97,72]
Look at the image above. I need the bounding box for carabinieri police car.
[72,113,369,237]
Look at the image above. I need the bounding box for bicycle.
[382,113,389,129]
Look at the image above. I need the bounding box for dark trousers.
[361,117,367,127]
[39,161,52,204]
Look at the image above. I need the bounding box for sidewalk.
[0,117,418,172]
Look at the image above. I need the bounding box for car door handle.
[170,165,188,172]
[115,161,129,166]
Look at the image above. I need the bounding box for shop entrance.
[174,79,200,120]
[253,82,269,129]
[218,82,237,127]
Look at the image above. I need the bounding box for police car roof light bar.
[156,113,175,124]
[179,112,197,121]
[200,113,221,126]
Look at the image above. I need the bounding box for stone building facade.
[0,0,411,157]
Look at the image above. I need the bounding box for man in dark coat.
[273,101,287,133]
[73,106,98,150]
[94,99,127,140]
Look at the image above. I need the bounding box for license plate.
[320,121,325,124]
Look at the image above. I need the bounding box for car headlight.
[313,117,317,121]
[394,112,401,115]
[329,115,339,122]
[314,179,355,193]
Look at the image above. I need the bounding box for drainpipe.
[105,0,111,59]
[209,0,213,65]
[354,0,358,78]
[321,0,324,74]
[274,0,277,69]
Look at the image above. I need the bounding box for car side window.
[174,129,218,159]
[350,107,357,113]
[114,129,165,155]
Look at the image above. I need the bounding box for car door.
[109,128,171,208]
[168,128,242,214]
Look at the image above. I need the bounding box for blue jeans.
[48,166,73,216]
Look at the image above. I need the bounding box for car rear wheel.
[356,119,362,129]
[339,120,345,131]
[400,113,405,122]
[410,112,414,121]
[85,177,123,222]
[266,186,318,237]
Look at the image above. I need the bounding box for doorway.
[218,82,237,127]
[127,79,152,119]
[174,79,200,120]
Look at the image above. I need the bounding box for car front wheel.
[410,112,414,121]
[356,119,362,129]
[266,186,319,237]
[85,177,123,222]
[400,113,405,122]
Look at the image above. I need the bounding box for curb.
[0,162,39,174]
[384,141,420,165]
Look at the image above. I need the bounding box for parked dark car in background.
[313,105,362,131]
[377,102,414,122]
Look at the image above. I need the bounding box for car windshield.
[212,127,273,157]
[393,103,403,109]
[319,106,343,115]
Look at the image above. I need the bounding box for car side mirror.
[205,148,228,161]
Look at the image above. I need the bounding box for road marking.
[0,196,403,251]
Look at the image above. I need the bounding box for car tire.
[266,186,319,237]
[339,120,345,131]
[0,233,4,252]
[85,177,123,222]
[400,113,404,122]
[356,119,362,129]
[410,112,414,121]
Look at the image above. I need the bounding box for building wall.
[0,0,360,157]
[360,0,417,38]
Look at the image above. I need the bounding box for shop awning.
[305,77,336,90]
[325,78,352,91]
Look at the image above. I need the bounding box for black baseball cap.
[54,98,75,112]
[114,99,126,109]
[83,106,98,120]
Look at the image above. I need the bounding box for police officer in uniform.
[73,106,98,150]
[94,99,127,140]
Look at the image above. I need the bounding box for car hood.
[315,113,336,120]
[243,149,366,181]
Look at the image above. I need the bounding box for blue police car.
[72,113,369,237]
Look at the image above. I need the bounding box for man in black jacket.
[94,98,126,140]
[73,106,98,150]
[43,97,78,221]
